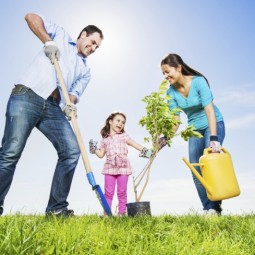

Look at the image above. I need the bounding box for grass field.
[0,214,254,255]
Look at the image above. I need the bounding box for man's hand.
[89,139,98,154]
[209,135,221,153]
[139,147,154,159]
[44,40,60,64]
[62,103,77,121]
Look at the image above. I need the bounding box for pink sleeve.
[124,133,132,143]
[99,138,107,150]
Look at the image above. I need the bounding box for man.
[0,13,104,217]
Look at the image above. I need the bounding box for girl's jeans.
[188,121,225,212]
[0,85,80,213]
[104,174,129,215]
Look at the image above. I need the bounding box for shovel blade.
[94,185,112,216]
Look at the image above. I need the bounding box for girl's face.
[161,64,181,84]
[109,114,126,134]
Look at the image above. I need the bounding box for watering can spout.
[182,157,213,196]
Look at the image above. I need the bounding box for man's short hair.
[77,25,104,40]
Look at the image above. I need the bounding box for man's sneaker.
[46,208,74,218]
[0,206,3,216]
[205,209,221,216]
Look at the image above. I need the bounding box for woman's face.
[161,64,181,84]
[109,114,126,133]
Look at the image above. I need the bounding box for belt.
[14,84,30,90]
[48,88,60,103]
[47,95,61,104]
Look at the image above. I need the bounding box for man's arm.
[25,13,52,43]
[25,13,60,64]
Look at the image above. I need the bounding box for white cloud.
[217,83,255,107]
[225,113,255,130]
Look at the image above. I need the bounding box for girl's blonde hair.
[100,112,126,138]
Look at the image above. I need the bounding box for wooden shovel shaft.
[53,58,92,173]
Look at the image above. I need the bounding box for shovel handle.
[53,58,92,173]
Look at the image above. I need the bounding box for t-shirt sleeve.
[123,133,132,143]
[167,87,180,115]
[99,139,107,150]
[196,77,214,107]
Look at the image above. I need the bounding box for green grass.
[0,214,255,255]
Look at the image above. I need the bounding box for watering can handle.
[204,147,229,155]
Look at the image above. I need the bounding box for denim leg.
[189,121,225,212]
[37,98,80,212]
[189,135,207,210]
[0,86,44,210]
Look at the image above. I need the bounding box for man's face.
[77,31,102,57]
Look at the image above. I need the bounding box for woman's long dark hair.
[161,54,209,86]
[100,112,126,138]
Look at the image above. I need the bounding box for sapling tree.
[133,80,202,202]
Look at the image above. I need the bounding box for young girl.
[89,112,153,215]
[159,53,225,215]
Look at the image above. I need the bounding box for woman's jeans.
[104,174,129,215]
[0,85,80,213]
[188,121,225,212]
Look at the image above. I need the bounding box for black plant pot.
[126,201,151,217]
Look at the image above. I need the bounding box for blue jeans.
[0,85,80,213]
[188,121,225,212]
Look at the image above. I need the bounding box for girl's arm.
[127,139,144,151]
[128,139,153,158]
[94,148,106,158]
[89,139,106,158]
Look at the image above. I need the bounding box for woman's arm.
[172,115,181,134]
[204,102,217,136]
[205,102,221,152]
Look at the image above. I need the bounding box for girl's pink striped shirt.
[99,132,132,175]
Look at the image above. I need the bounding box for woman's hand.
[209,136,221,153]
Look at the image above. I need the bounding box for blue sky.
[0,0,254,215]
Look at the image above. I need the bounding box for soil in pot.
[126,201,151,217]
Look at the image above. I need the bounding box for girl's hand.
[89,139,98,154]
[139,147,154,158]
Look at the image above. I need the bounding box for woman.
[160,53,225,215]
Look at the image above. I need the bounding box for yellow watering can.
[182,147,240,201]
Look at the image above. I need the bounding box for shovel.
[53,58,112,216]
